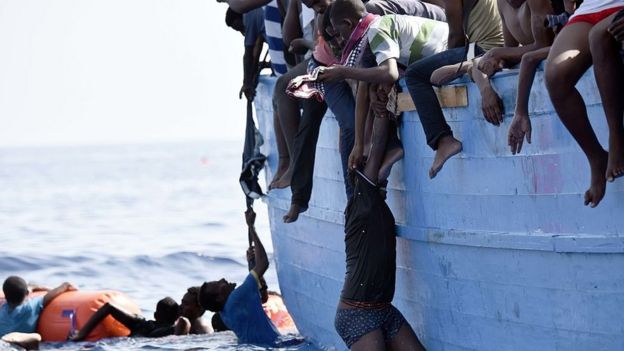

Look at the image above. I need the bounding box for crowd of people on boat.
[219,0,624,349]
[2,0,623,350]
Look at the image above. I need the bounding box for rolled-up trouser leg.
[404,47,466,150]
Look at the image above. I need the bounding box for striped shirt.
[263,0,287,76]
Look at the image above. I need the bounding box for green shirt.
[366,14,449,67]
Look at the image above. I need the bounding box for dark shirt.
[341,171,396,304]
[130,318,175,338]
[244,8,266,47]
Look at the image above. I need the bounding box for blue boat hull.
[255,67,624,351]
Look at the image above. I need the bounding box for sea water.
[0,141,320,351]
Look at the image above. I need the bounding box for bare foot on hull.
[606,132,624,182]
[283,203,304,223]
[378,146,404,182]
[429,136,462,179]
[270,168,293,190]
[585,150,608,208]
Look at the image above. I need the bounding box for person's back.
[0,277,43,336]
[219,273,279,345]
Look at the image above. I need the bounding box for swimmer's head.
[3,276,28,307]
[154,296,180,325]
[198,278,236,312]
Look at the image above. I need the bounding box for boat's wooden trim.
[397,86,468,112]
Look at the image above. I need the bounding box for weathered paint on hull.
[255,66,624,351]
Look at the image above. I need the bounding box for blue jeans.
[405,47,476,150]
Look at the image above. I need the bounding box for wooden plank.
[397,85,468,112]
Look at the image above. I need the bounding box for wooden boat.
[254,66,624,350]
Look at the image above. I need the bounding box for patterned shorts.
[334,304,407,348]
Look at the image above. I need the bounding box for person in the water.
[69,296,190,341]
[198,209,280,346]
[0,276,76,350]
[179,286,212,334]
[211,244,270,332]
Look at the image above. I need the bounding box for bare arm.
[470,59,504,126]
[444,0,466,49]
[514,47,549,117]
[241,36,264,100]
[42,282,75,307]
[501,12,520,48]
[246,209,269,278]
[71,302,140,341]
[283,0,302,49]
[219,0,272,14]
[348,82,370,170]
[318,60,399,84]
[508,47,549,154]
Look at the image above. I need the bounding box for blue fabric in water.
[220,273,279,346]
[0,296,44,335]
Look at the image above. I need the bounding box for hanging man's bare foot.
[269,156,290,189]
[283,203,304,223]
[606,132,624,182]
[270,167,293,190]
[429,135,462,179]
[378,145,404,182]
[585,150,608,208]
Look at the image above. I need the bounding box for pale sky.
[0,0,247,146]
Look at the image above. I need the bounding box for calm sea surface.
[0,140,320,350]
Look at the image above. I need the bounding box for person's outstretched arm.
[508,47,549,154]
[70,302,140,341]
[217,0,272,14]
[42,282,76,307]
[349,82,370,171]
[246,209,269,278]
[318,59,400,84]
[241,36,264,100]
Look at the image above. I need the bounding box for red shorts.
[566,6,624,27]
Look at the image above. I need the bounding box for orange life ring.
[263,294,297,334]
[1,290,141,341]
